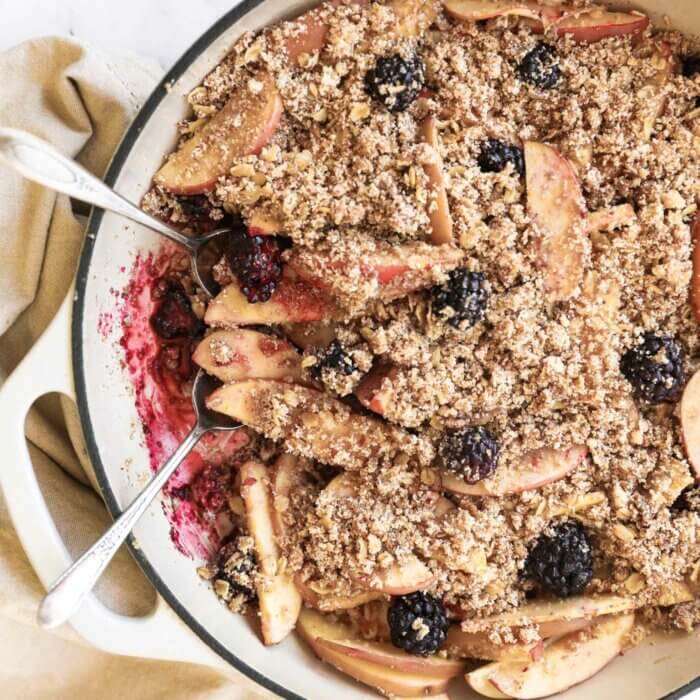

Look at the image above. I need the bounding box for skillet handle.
[0,286,224,668]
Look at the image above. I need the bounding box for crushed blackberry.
[526,521,593,598]
[151,279,204,340]
[169,484,192,501]
[365,53,425,112]
[477,138,524,176]
[387,592,448,656]
[683,55,700,78]
[216,535,258,604]
[226,228,283,303]
[620,333,685,404]
[518,42,561,90]
[431,269,489,329]
[438,426,499,483]
[191,464,233,513]
[310,340,357,379]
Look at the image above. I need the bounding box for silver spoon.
[0,127,227,297]
[37,369,242,628]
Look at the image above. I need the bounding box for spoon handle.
[0,127,194,250]
[37,424,207,629]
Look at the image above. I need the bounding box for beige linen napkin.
[0,37,266,699]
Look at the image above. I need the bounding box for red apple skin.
[681,369,700,479]
[155,73,283,195]
[205,276,338,327]
[554,10,649,43]
[443,445,588,497]
[284,0,369,63]
[355,365,398,415]
[443,0,562,27]
[691,212,700,323]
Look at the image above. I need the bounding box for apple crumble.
[137,0,700,696]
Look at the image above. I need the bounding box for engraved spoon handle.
[37,424,207,629]
[0,127,194,250]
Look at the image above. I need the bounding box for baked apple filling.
[138,0,700,696]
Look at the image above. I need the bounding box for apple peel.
[442,445,588,496]
[155,72,283,194]
[193,329,303,384]
[467,613,635,699]
[240,460,301,645]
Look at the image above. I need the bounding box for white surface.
[0,0,235,70]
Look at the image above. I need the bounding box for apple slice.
[295,577,384,611]
[240,460,301,645]
[467,613,635,699]
[355,365,398,415]
[283,0,369,64]
[553,9,649,42]
[270,453,305,538]
[248,210,283,236]
[442,445,588,497]
[389,0,440,37]
[525,141,587,303]
[155,73,283,194]
[420,116,453,245]
[193,329,302,384]
[445,627,543,663]
[681,369,700,478]
[371,556,436,595]
[283,321,337,350]
[205,278,339,327]
[434,496,456,518]
[206,380,400,470]
[588,203,636,233]
[320,638,465,679]
[443,0,562,27]
[536,617,593,639]
[287,240,464,304]
[638,42,677,141]
[691,213,700,324]
[459,594,635,629]
[297,608,456,696]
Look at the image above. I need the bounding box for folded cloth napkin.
[0,37,266,699]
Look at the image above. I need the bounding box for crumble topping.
[142,0,700,660]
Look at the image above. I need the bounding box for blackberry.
[683,55,700,78]
[226,228,283,303]
[431,269,489,329]
[438,426,499,483]
[620,333,685,404]
[526,521,593,598]
[478,138,525,176]
[387,592,448,656]
[191,464,232,513]
[151,279,204,340]
[311,340,357,379]
[216,536,258,604]
[365,53,425,112]
[518,42,561,90]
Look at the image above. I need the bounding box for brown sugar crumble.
[141,0,700,690]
